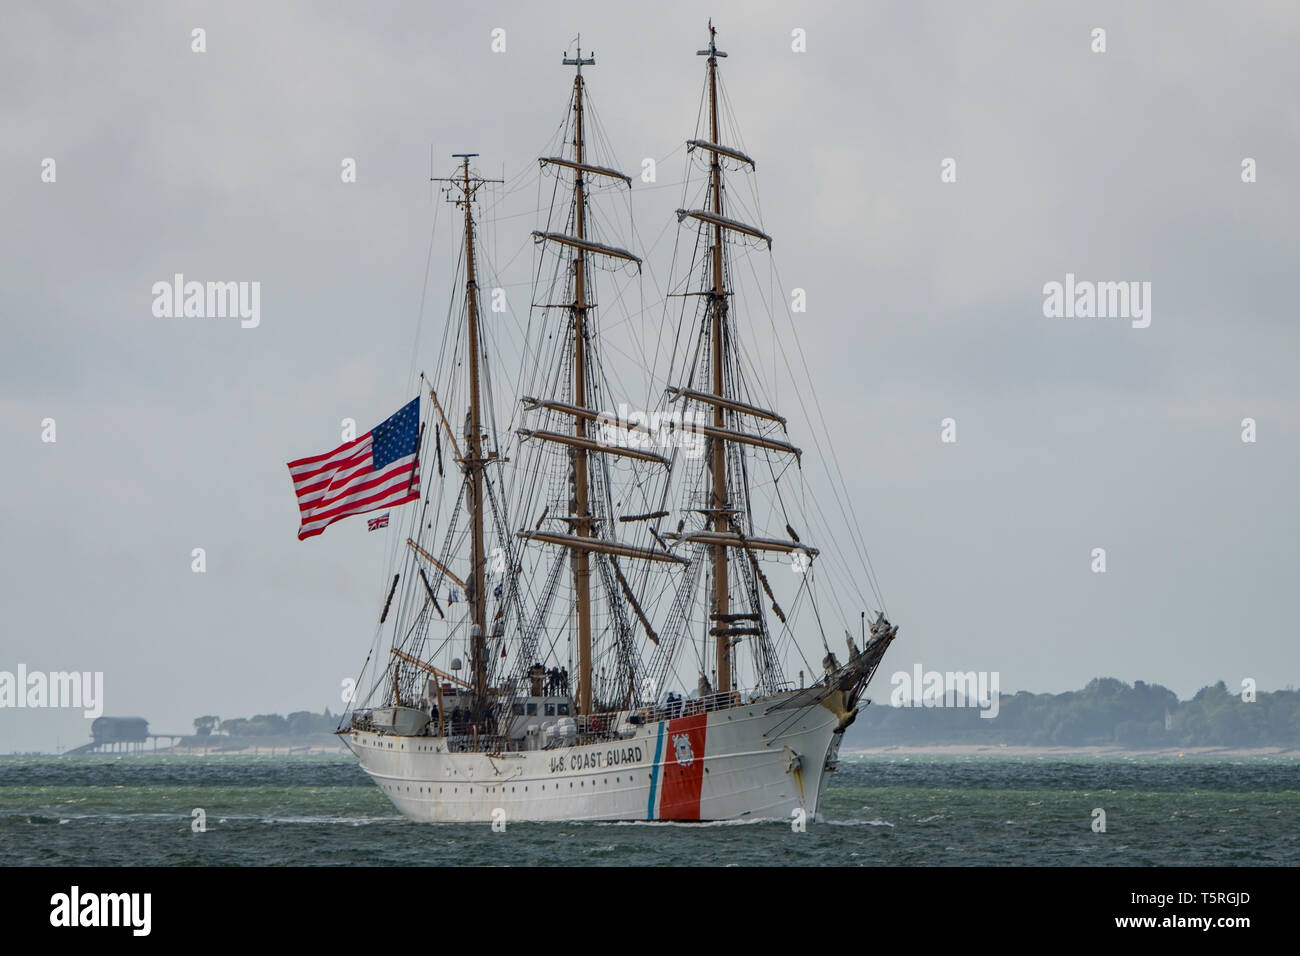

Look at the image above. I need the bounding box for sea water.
[1,754,1295,866]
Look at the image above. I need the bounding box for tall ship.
[331,25,898,823]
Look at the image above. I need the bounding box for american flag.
[367,514,389,531]
[288,398,420,540]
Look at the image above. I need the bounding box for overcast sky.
[2,1,1297,752]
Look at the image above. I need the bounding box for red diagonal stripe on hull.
[659,713,708,820]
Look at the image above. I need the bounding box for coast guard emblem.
[672,732,695,767]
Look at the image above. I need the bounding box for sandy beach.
[146,735,348,756]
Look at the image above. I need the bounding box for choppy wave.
[1,754,1297,866]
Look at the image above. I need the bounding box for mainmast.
[435,154,502,707]
[565,42,597,716]
[702,24,731,695]
[521,43,678,716]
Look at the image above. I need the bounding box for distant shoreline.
[155,742,347,756]
[38,740,1299,759]
[48,734,349,757]
[842,744,1300,758]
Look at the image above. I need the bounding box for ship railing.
[348,691,753,745]
[632,689,747,725]
[345,708,518,751]
[349,712,375,732]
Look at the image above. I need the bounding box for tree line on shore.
[191,710,337,738]
[850,678,1299,747]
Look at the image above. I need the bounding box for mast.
[653,24,807,702]
[565,41,597,716]
[701,23,731,695]
[435,154,502,707]
[523,44,650,717]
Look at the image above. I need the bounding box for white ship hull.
[349,691,850,823]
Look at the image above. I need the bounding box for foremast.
[657,23,796,701]
[702,27,731,696]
